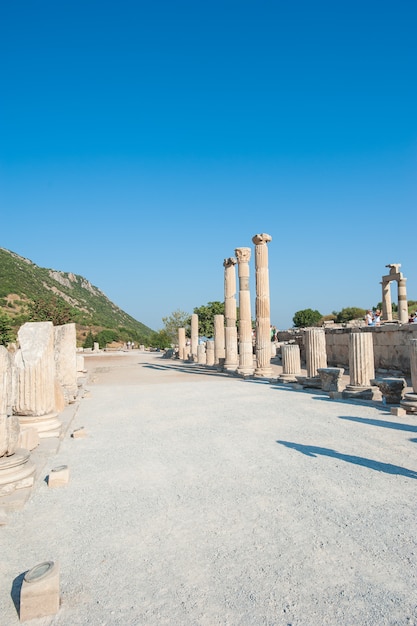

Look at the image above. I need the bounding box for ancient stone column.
[252,233,273,377]
[381,280,392,322]
[398,277,408,323]
[206,340,215,366]
[178,328,186,360]
[214,314,225,368]
[197,343,206,365]
[400,338,417,413]
[223,257,238,371]
[280,343,301,382]
[343,331,376,400]
[0,346,36,500]
[305,328,327,378]
[235,247,254,376]
[13,322,62,438]
[54,323,77,404]
[190,314,198,362]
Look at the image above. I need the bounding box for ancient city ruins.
[1,238,417,516]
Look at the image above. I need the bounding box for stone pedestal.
[343,331,376,400]
[48,465,69,488]
[280,344,301,382]
[235,247,254,376]
[372,377,406,404]
[223,257,238,371]
[252,233,273,377]
[317,367,345,392]
[20,561,60,621]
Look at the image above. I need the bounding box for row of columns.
[179,233,274,377]
[0,321,80,501]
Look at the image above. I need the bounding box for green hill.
[0,247,154,345]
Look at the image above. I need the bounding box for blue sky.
[1,0,416,331]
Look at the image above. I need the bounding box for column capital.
[252,233,272,245]
[223,257,237,268]
[235,247,251,263]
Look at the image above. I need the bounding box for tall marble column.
[280,343,301,382]
[13,322,62,438]
[223,257,238,371]
[400,339,417,413]
[343,331,376,400]
[190,314,199,362]
[398,277,408,323]
[252,233,273,377]
[305,328,327,378]
[178,327,186,360]
[235,247,254,376]
[214,314,225,368]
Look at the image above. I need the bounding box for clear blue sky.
[1,1,416,331]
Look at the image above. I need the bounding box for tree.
[292,308,322,328]
[149,330,172,350]
[161,309,191,344]
[83,331,95,349]
[26,295,78,326]
[0,310,15,346]
[334,307,366,323]
[193,301,225,338]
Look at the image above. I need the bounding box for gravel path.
[1,351,417,625]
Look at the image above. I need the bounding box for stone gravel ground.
[1,351,417,626]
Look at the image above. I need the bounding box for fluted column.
[178,328,186,360]
[223,257,238,371]
[343,331,375,399]
[214,314,225,368]
[252,233,273,377]
[235,247,254,376]
[398,277,408,323]
[190,314,199,362]
[305,328,327,378]
[280,343,301,382]
[13,322,62,438]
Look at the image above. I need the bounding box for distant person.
[374,309,382,326]
[365,310,375,326]
[413,312,417,324]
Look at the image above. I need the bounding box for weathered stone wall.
[278,325,417,375]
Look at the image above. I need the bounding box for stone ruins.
[0,321,81,511]
[176,250,417,417]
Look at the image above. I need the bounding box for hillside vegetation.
[0,248,154,346]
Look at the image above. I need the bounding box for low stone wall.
[278,324,417,375]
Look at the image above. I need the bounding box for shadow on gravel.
[338,415,417,433]
[277,440,417,479]
[11,571,26,618]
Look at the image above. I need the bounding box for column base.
[17,412,62,438]
[0,449,35,497]
[254,367,274,378]
[400,393,417,413]
[342,385,375,401]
